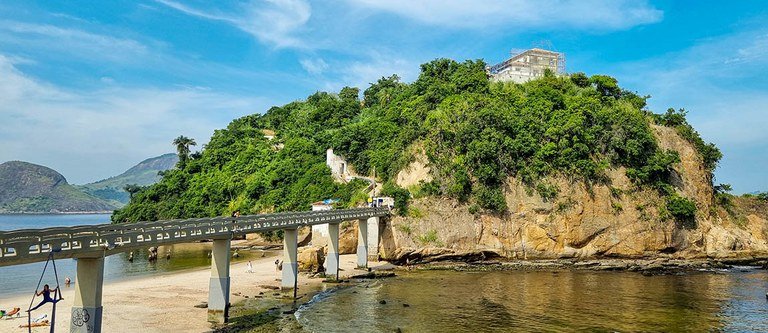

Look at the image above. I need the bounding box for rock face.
[312,222,360,255]
[395,146,432,189]
[339,222,359,254]
[0,161,117,213]
[298,246,325,273]
[380,127,768,262]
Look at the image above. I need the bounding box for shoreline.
[0,253,383,333]
[401,257,768,275]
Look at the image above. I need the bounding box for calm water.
[296,269,768,332]
[0,214,261,299]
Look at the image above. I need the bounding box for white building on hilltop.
[488,48,565,83]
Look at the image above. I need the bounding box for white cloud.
[156,0,311,48]
[0,20,149,63]
[617,29,768,145]
[299,57,329,74]
[612,28,768,192]
[345,0,662,30]
[343,52,418,89]
[0,54,268,184]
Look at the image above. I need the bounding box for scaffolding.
[488,48,566,79]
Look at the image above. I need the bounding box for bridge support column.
[71,256,104,333]
[281,228,298,291]
[366,216,380,261]
[207,238,231,324]
[357,219,368,268]
[326,223,340,278]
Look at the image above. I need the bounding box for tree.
[173,135,197,166]
[123,184,143,199]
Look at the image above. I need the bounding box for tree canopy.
[113,60,720,223]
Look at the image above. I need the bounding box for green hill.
[79,153,178,206]
[0,161,117,213]
[112,58,722,223]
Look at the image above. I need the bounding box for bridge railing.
[0,207,389,267]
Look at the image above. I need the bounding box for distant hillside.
[79,153,178,206]
[0,161,117,213]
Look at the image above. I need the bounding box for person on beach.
[275,259,282,272]
[27,284,62,312]
[65,277,71,286]
[246,261,254,273]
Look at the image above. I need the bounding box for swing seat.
[26,250,62,333]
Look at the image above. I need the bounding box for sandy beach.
[0,253,377,332]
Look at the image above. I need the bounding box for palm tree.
[173,135,197,166]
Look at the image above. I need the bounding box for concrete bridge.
[0,207,389,332]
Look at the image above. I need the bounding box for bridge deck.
[0,207,389,267]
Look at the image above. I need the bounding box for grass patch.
[611,202,623,214]
[417,229,442,246]
[396,222,413,235]
[407,206,425,218]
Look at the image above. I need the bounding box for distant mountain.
[0,161,117,213]
[79,153,178,206]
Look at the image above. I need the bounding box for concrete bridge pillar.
[207,238,231,323]
[71,256,104,333]
[281,228,298,290]
[357,219,368,268]
[366,216,380,261]
[326,223,340,278]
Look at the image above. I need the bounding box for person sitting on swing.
[27,284,62,312]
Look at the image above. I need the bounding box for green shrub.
[407,207,425,218]
[475,187,507,211]
[611,202,623,214]
[381,182,411,216]
[417,229,441,246]
[655,108,721,173]
[536,183,558,202]
[666,194,697,228]
[396,222,413,235]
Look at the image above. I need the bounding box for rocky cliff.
[379,126,768,262]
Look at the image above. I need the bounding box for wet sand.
[0,253,372,332]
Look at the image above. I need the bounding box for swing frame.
[27,249,62,333]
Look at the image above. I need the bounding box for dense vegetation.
[113,59,721,224]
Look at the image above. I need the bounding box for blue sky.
[0,1,765,193]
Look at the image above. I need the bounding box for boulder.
[298,246,325,273]
[298,226,312,247]
[338,223,358,254]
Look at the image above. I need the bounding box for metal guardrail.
[0,207,389,267]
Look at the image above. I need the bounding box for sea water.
[0,214,259,299]
[295,269,768,332]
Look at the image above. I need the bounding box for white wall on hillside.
[326,148,349,180]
